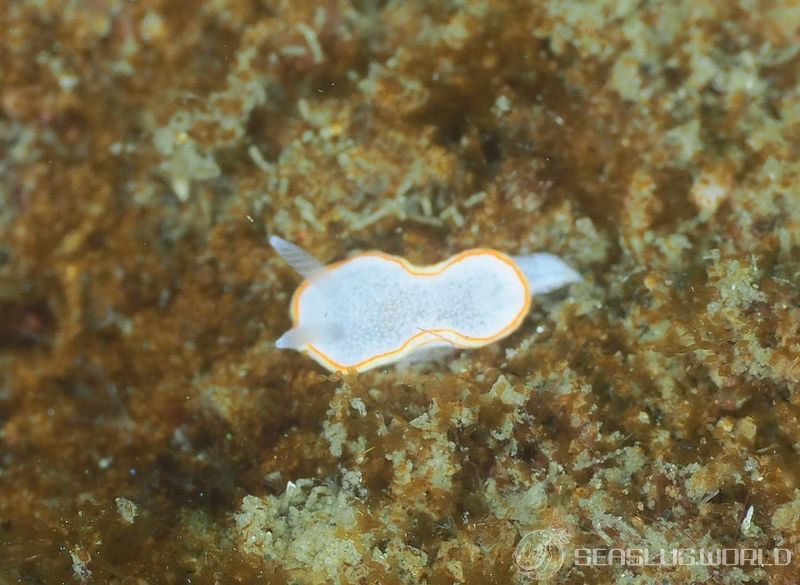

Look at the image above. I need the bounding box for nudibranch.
[270,236,581,373]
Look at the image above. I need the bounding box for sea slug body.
[270,236,581,373]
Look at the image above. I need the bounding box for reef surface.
[1,1,799,583]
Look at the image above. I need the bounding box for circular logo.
[513,528,570,580]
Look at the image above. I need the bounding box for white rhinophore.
[268,235,325,280]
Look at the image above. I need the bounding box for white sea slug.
[270,236,581,372]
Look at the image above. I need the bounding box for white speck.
[350,398,367,416]
[58,74,79,90]
[740,504,754,534]
[495,95,512,115]
[115,497,138,524]
[690,167,731,214]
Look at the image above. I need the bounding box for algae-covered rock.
[1,0,798,583]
